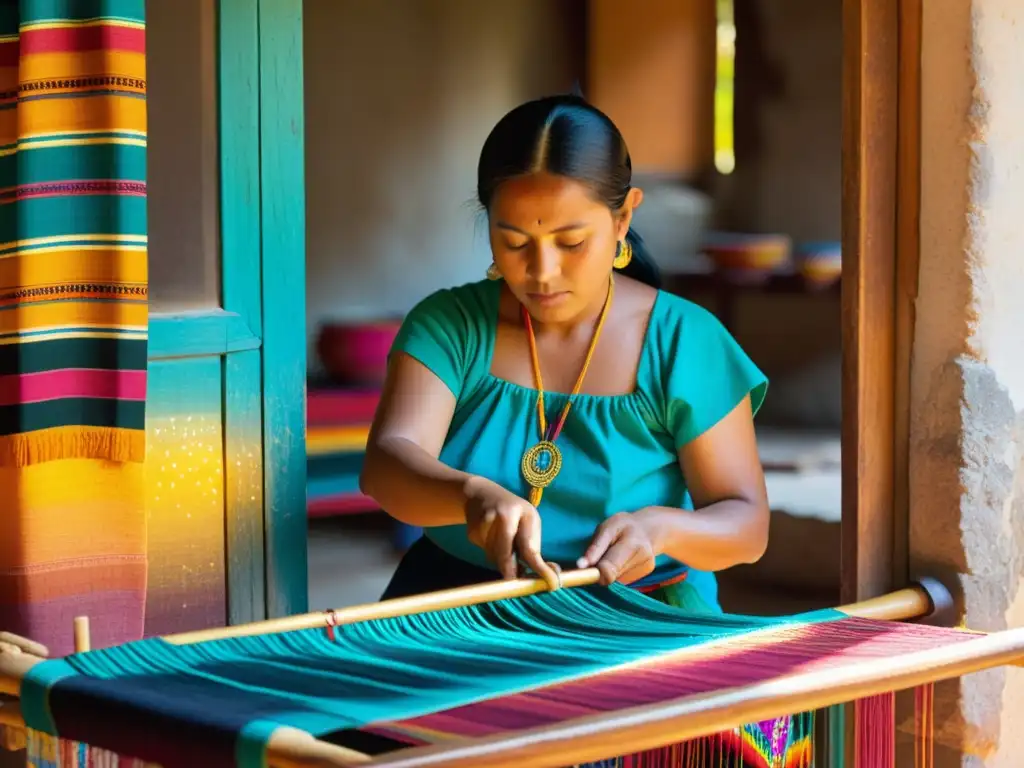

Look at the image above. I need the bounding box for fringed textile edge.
[25,728,156,768]
[577,716,816,767]
[0,427,145,467]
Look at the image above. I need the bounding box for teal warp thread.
[20,658,77,738]
[20,583,844,767]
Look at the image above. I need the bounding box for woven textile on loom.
[0,0,148,659]
[19,584,977,768]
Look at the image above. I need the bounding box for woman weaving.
[361,95,775,765]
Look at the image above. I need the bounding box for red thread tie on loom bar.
[325,609,338,642]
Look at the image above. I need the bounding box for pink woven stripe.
[0,368,147,406]
[0,589,146,657]
[391,617,978,740]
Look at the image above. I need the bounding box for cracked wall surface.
[911,0,1024,764]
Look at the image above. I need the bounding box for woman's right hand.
[463,476,561,590]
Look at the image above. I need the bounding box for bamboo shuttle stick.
[361,627,1024,768]
[167,575,934,646]
[165,568,604,645]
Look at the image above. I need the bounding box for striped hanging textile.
[0,0,148,764]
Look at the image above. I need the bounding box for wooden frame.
[841,0,898,606]
[840,0,921,602]
[838,0,921,764]
[146,0,308,627]
[256,0,309,621]
[216,0,309,622]
[218,0,266,627]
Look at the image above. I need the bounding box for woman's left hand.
[576,510,662,586]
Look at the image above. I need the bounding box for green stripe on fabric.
[19,0,145,25]
[0,239,146,258]
[21,90,146,104]
[0,337,147,375]
[0,196,147,242]
[7,131,146,150]
[0,397,145,435]
[828,704,847,767]
[0,143,146,183]
[0,5,17,35]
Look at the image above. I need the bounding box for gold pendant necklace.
[521,275,614,507]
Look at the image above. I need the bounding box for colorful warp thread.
[25,729,154,768]
[19,584,970,767]
[368,604,958,766]
[0,0,148,763]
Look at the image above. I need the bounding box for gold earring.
[486,262,502,281]
[613,240,633,270]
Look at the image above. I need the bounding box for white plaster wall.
[963,5,1024,412]
[912,0,1024,762]
[303,0,580,372]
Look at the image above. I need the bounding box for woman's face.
[488,172,639,324]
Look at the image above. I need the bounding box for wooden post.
[73,617,91,654]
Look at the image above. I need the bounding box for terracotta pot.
[702,233,792,285]
[317,320,401,387]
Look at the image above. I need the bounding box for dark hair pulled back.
[476,94,661,289]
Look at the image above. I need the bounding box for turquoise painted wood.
[218,0,268,626]
[257,0,308,620]
[145,0,308,628]
[145,358,230,635]
[223,349,265,625]
[149,311,259,361]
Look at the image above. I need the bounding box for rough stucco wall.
[910,0,1024,763]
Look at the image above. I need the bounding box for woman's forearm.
[360,436,480,528]
[640,500,770,572]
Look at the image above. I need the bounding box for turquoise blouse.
[389,278,767,609]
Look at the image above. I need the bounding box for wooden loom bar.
[0,579,959,768]
[265,728,370,767]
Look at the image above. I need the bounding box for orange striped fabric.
[0,5,150,764]
[0,0,149,670]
